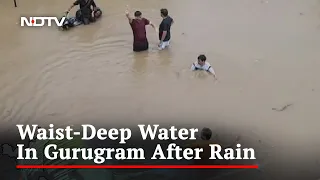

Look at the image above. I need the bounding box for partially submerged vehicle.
[60,8,102,31]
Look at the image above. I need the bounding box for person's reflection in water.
[156,47,173,67]
[132,52,148,76]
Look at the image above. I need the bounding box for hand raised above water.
[125,5,130,15]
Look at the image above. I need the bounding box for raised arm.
[125,6,133,23]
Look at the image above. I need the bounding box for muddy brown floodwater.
[1,0,320,179]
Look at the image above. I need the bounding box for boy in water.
[191,54,217,80]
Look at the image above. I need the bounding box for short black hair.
[201,127,212,140]
[160,8,168,17]
[134,11,142,17]
[198,54,206,61]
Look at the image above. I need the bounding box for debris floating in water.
[272,103,293,112]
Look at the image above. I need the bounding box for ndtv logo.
[20,17,66,27]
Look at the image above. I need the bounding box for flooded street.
[1,0,320,178]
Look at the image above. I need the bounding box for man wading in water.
[126,6,156,52]
[66,0,99,25]
[158,8,174,50]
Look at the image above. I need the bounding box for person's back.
[76,0,91,8]
[130,17,149,50]
[75,0,94,14]
[66,0,98,25]
[126,9,156,52]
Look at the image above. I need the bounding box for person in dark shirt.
[125,6,156,52]
[66,0,100,25]
[158,8,174,50]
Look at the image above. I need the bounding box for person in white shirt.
[191,54,217,79]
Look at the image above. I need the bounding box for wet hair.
[160,8,168,17]
[94,8,102,19]
[198,54,207,62]
[201,127,212,140]
[134,11,142,17]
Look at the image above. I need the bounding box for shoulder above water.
[192,61,211,69]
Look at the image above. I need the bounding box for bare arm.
[149,22,156,30]
[191,63,196,71]
[160,22,170,42]
[142,17,157,33]
[160,31,167,42]
[208,67,217,79]
[91,0,97,10]
[66,0,78,13]
[126,13,133,23]
[66,4,75,13]
[125,6,133,23]
[146,19,157,33]
[91,0,97,7]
